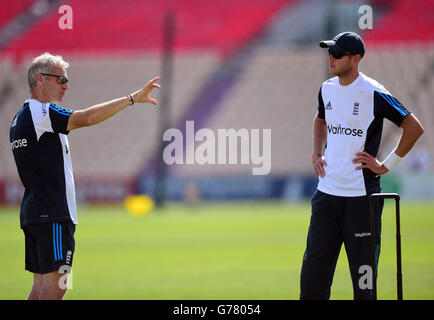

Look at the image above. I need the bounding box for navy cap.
[319,32,365,58]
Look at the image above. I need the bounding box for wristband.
[127,94,134,106]
[312,154,322,164]
[382,151,402,171]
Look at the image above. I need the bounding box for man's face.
[39,66,69,104]
[328,52,354,77]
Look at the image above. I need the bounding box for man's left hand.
[352,151,389,175]
[132,76,161,105]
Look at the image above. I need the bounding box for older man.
[10,52,160,300]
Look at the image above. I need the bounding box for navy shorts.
[22,221,76,274]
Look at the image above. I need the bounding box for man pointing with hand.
[10,52,160,300]
[300,32,424,300]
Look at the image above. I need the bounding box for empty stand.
[1,0,292,60]
[1,0,433,188]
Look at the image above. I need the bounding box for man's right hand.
[312,114,327,178]
[313,155,327,178]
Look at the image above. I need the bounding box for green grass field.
[1,200,433,300]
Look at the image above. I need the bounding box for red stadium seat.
[363,0,434,46]
[1,0,292,61]
[0,0,34,29]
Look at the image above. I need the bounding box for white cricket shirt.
[317,73,410,197]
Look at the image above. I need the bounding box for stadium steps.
[137,1,298,180]
[170,48,325,177]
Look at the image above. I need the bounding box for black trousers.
[300,190,384,300]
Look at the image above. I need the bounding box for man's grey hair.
[27,52,69,90]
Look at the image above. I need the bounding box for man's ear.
[352,54,362,64]
[35,73,44,85]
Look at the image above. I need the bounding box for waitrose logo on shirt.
[327,124,364,137]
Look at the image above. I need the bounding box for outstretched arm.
[67,76,160,131]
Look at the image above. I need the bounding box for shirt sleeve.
[30,101,74,140]
[374,90,411,127]
[317,86,325,119]
[48,103,74,134]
